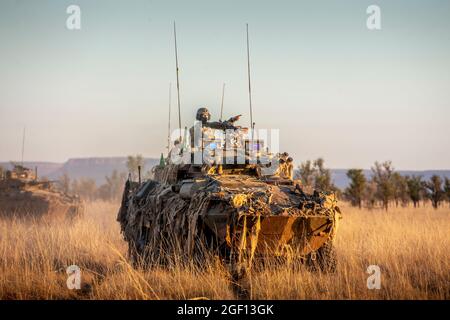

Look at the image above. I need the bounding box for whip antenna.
[220,83,225,121]
[174,22,182,141]
[167,83,172,154]
[21,126,26,166]
[246,24,254,138]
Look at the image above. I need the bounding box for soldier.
[275,154,294,180]
[274,153,286,176]
[280,152,289,162]
[286,157,294,180]
[276,158,286,178]
[190,107,243,152]
[196,107,241,129]
[190,108,242,145]
[168,139,182,164]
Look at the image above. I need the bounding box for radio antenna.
[167,83,172,154]
[220,83,225,121]
[246,24,254,138]
[21,126,26,166]
[174,22,182,141]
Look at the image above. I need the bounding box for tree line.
[296,159,450,210]
[59,170,127,201]
[58,155,146,201]
[46,155,450,208]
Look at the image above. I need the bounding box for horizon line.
[1,157,450,172]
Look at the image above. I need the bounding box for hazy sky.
[0,0,449,169]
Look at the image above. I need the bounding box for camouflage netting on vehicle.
[209,175,340,218]
[117,174,340,261]
[117,180,210,259]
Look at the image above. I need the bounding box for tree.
[97,170,127,201]
[424,175,445,209]
[445,178,450,208]
[296,160,315,187]
[106,170,127,200]
[391,172,409,207]
[59,173,71,194]
[71,179,79,196]
[0,165,4,180]
[405,175,424,208]
[364,179,378,209]
[71,178,97,201]
[126,154,144,181]
[371,161,395,211]
[313,158,335,192]
[296,158,336,192]
[345,169,366,208]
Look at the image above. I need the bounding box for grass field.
[0,201,448,300]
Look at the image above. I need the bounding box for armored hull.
[0,179,84,221]
[118,163,341,276]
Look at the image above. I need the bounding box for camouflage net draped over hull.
[117,173,341,262]
[213,175,340,218]
[117,181,214,259]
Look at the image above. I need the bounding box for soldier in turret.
[197,107,241,130]
[168,139,182,164]
[189,108,245,167]
[190,107,242,149]
[275,153,294,180]
[276,158,286,178]
[280,152,289,162]
[286,157,294,180]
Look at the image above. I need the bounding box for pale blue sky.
[0,0,449,169]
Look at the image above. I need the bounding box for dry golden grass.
[0,201,448,300]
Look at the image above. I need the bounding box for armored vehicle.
[0,164,84,221]
[117,125,342,278]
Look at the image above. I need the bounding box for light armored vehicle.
[117,127,341,278]
[0,164,84,221]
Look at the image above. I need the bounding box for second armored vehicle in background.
[0,164,84,221]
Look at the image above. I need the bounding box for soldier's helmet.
[196,107,211,122]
